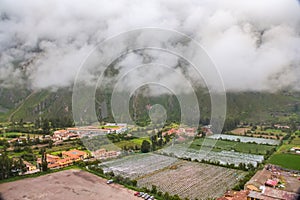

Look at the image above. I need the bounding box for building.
[290,147,300,153]
[53,130,79,141]
[265,179,279,188]
[101,123,128,134]
[62,149,89,161]
[245,165,300,200]
[202,125,213,136]
[20,160,40,175]
[162,128,178,136]
[274,124,290,129]
[23,160,37,171]
[245,168,272,192]
[217,190,249,200]
[53,130,68,141]
[247,187,299,200]
[37,154,61,169]
[37,149,88,169]
[162,127,197,137]
[92,148,120,159]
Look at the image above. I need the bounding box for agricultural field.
[0,132,37,139]
[268,131,300,170]
[190,138,275,155]
[137,161,246,200]
[100,137,151,151]
[99,153,178,179]
[208,134,280,145]
[160,145,264,167]
[230,127,251,134]
[230,127,286,140]
[268,154,300,171]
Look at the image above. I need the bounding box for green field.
[268,153,300,170]
[1,132,24,138]
[259,128,285,133]
[100,137,150,151]
[190,138,275,155]
[267,132,300,170]
[0,132,39,139]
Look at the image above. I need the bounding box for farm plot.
[99,153,178,179]
[160,145,264,167]
[208,134,280,145]
[137,161,246,200]
[230,128,285,139]
[190,138,275,155]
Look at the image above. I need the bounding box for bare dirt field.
[230,128,250,135]
[0,169,140,200]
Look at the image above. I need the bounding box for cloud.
[0,0,299,92]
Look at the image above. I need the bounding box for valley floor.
[0,169,140,200]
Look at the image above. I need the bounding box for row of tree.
[0,149,27,180]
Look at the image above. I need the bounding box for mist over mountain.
[0,0,300,92]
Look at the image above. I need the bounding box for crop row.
[208,134,280,145]
[160,145,264,167]
[137,161,245,200]
[99,153,178,178]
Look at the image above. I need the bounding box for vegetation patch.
[268,154,300,171]
[190,138,275,155]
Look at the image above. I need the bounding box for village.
[1,123,129,174]
[217,164,300,200]
[1,121,300,200]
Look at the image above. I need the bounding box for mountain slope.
[0,87,299,124]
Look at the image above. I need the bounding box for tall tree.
[141,140,151,153]
[40,148,48,172]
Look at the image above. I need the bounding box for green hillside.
[0,87,299,124]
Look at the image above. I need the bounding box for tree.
[0,148,26,179]
[131,179,137,187]
[164,134,171,143]
[26,134,31,145]
[42,119,50,134]
[151,185,157,194]
[40,148,48,172]
[164,192,170,200]
[18,158,27,173]
[172,194,181,200]
[48,140,53,149]
[157,138,163,147]
[150,135,157,151]
[141,140,151,153]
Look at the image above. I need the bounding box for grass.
[267,132,300,170]
[268,154,300,171]
[9,90,50,121]
[276,134,300,154]
[190,138,275,155]
[0,132,39,139]
[101,126,120,128]
[100,137,150,151]
[291,136,300,145]
[261,129,285,133]
[1,132,24,138]
[49,151,62,156]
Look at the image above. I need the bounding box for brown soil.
[0,169,141,200]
